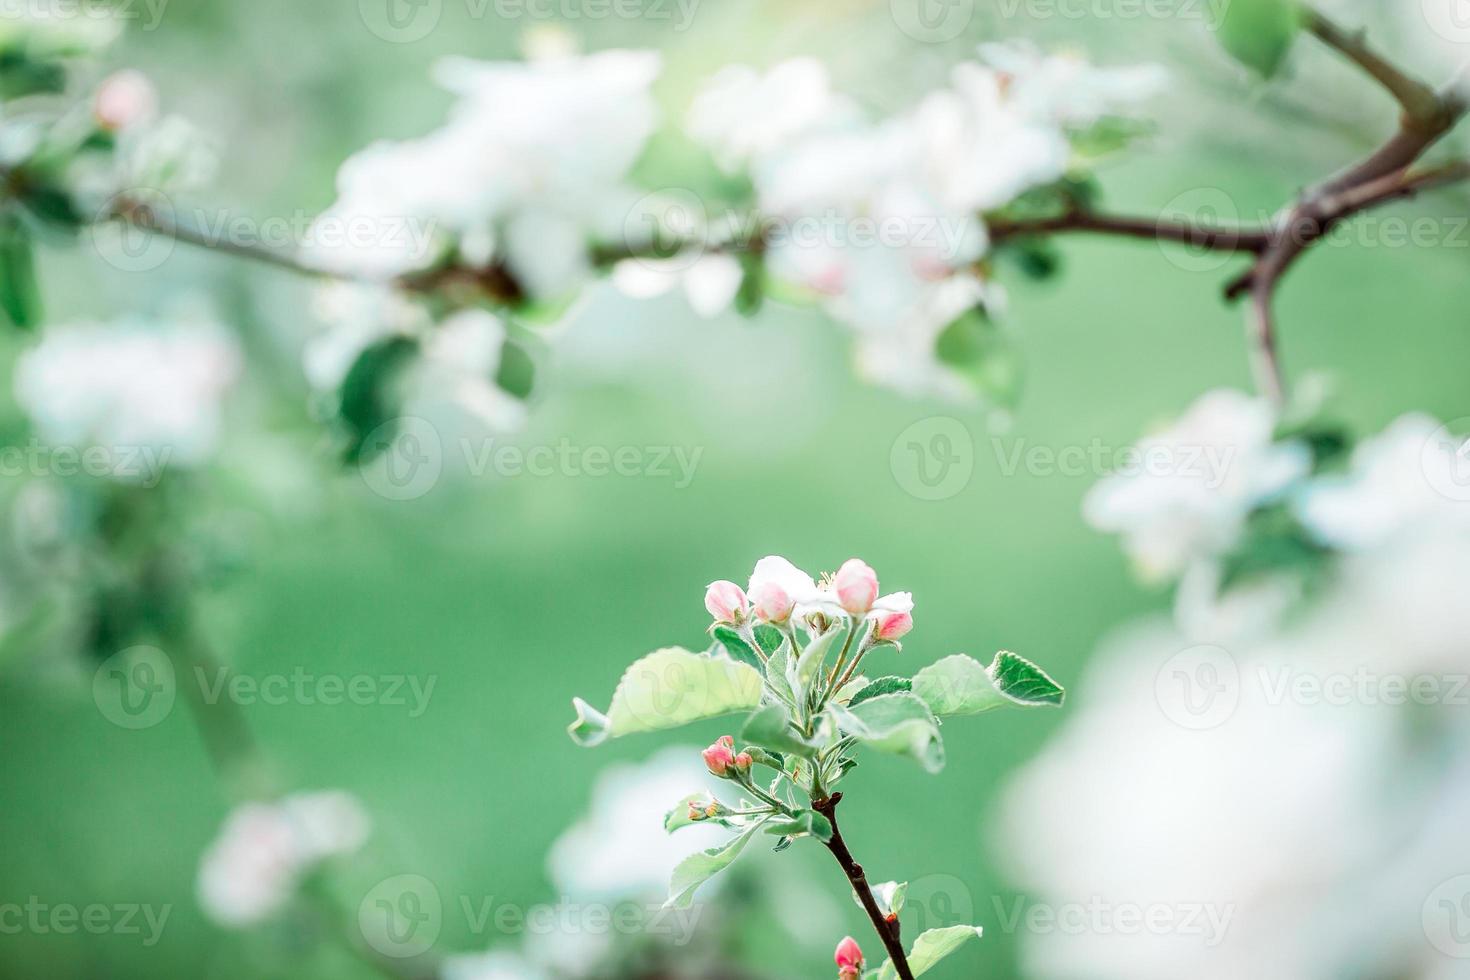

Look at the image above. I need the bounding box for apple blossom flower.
[94,69,158,132]
[197,790,369,927]
[1083,389,1311,582]
[834,936,864,978]
[703,735,736,777]
[685,58,856,171]
[832,558,879,615]
[14,315,240,472]
[704,580,749,624]
[305,49,661,299]
[748,555,820,624]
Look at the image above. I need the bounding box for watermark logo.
[360,875,443,958]
[359,0,443,41]
[905,874,975,934]
[93,646,176,730]
[890,417,974,501]
[1155,644,1239,730]
[991,895,1233,945]
[1421,0,1470,45]
[1421,418,1470,502]
[88,189,176,273]
[1424,874,1470,959]
[0,898,171,945]
[1156,187,1242,273]
[359,417,444,502]
[891,0,974,42]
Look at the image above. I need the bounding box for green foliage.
[873,925,985,980]
[566,647,764,746]
[665,821,766,909]
[833,692,945,773]
[494,338,536,400]
[711,625,764,671]
[847,676,913,708]
[763,809,832,843]
[337,335,418,463]
[934,307,1024,408]
[912,651,1065,716]
[1214,0,1301,77]
[0,213,40,330]
[740,703,819,758]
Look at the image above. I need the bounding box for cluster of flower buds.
[835,936,864,979]
[686,797,730,823]
[702,735,753,778]
[703,555,914,644]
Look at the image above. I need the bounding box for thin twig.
[1300,7,1443,123]
[988,209,1271,253]
[813,793,915,980]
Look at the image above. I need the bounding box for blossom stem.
[813,793,915,980]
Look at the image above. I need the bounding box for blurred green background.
[1,0,1468,977]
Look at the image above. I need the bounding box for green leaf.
[740,703,819,757]
[859,881,907,920]
[733,250,763,317]
[1214,0,1301,77]
[665,821,764,908]
[567,647,764,746]
[494,338,535,400]
[908,925,984,976]
[848,676,913,708]
[794,627,841,692]
[911,652,1064,717]
[834,692,945,774]
[753,624,783,656]
[338,335,418,463]
[934,306,1023,409]
[765,640,798,710]
[763,809,832,843]
[567,697,610,747]
[0,214,40,330]
[711,625,764,672]
[664,793,735,833]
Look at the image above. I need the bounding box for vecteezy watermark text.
[0,898,170,946]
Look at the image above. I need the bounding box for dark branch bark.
[813,793,915,980]
[988,210,1271,253]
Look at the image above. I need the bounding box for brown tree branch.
[987,209,1270,253]
[813,793,916,980]
[1300,7,1444,123]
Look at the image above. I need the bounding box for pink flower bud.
[873,610,913,643]
[734,751,752,773]
[704,581,748,624]
[94,70,158,132]
[834,936,864,974]
[750,580,794,623]
[833,559,879,615]
[703,735,736,777]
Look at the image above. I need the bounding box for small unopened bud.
[833,559,879,615]
[94,70,158,132]
[704,580,749,624]
[703,735,736,777]
[688,803,706,822]
[835,936,864,977]
[704,802,720,818]
[872,610,913,643]
[733,751,752,773]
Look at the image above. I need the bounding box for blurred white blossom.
[305,49,660,297]
[197,790,369,927]
[1084,389,1310,581]
[14,315,240,470]
[547,745,727,899]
